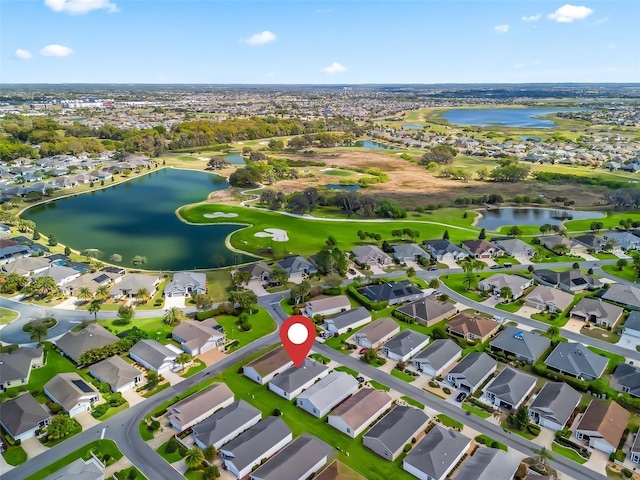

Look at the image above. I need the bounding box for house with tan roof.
[570,298,624,328]
[351,245,393,267]
[315,460,365,480]
[243,346,294,384]
[304,295,351,317]
[168,383,234,431]
[575,400,630,454]
[460,239,502,259]
[353,317,400,349]
[171,319,225,355]
[397,297,457,327]
[44,373,100,417]
[524,285,574,314]
[327,388,392,438]
[447,313,500,343]
[55,323,119,364]
[89,355,142,393]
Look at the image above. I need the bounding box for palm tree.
[499,286,513,301]
[88,299,102,319]
[77,287,93,303]
[184,446,204,470]
[96,285,110,301]
[30,276,57,298]
[462,271,477,291]
[29,321,48,345]
[547,325,560,338]
[175,353,192,371]
[203,445,216,463]
[406,266,416,278]
[163,307,185,326]
[135,287,151,304]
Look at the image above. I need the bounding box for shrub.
[403,444,412,453]
[149,420,161,431]
[273,408,281,417]
[166,437,180,454]
[443,387,451,394]
[622,469,632,478]
[49,402,63,414]
[527,424,541,436]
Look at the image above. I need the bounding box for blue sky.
[2,0,639,84]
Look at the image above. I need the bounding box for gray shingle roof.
[269,359,328,393]
[89,355,140,390]
[448,352,496,387]
[192,400,261,448]
[0,393,50,438]
[277,255,317,275]
[404,425,470,480]
[570,298,624,324]
[296,372,358,413]
[611,363,640,397]
[489,326,551,362]
[529,382,581,428]
[624,311,640,333]
[414,339,461,372]
[250,435,333,480]
[43,458,103,480]
[55,323,119,363]
[392,243,429,260]
[358,281,423,303]
[453,447,520,480]
[485,367,537,407]
[164,271,206,295]
[384,330,430,358]
[129,340,176,370]
[324,307,370,332]
[544,343,608,379]
[44,373,98,411]
[422,239,466,256]
[0,346,42,384]
[492,238,533,257]
[602,284,640,309]
[363,406,429,454]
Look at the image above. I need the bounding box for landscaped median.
[551,441,589,464]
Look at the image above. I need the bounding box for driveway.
[21,436,49,458]
[579,253,598,261]
[583,449,609,476]
[121,388,145,407]
[246,279,268,296]
[563,318,586,334]
[368,265,387,275]
[617,333,640,352]
[197,347,228,366]
[532,426,557,448]
[515,256,532,265]
[440,259,461,269]
[517,305,540,319]
[163,296,185,309]
[74,411,100,430]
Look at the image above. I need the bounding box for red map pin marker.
[280,315,316,368]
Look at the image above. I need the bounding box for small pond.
[325,184,362,191]
[476,208,605,230]
[225,152,247,165]
[343,140,401,150]
[402,124,424,130]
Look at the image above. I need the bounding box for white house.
[295,372,358,418]
[129,340,176,374]
[168,383,234,431]
[242,346,294,385]
[44,373,100,418]
[304,295,351,317]
[268,359,329,400]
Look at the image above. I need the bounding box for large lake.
[441,108,576,128]
[476,208,604,230]
[23,168,254,270]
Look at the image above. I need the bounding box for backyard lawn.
[215,307,277,352]
[440,273,489,302]
[99,316,175,341]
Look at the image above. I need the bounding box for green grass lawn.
[368,380,390,392]
[99,316,175,341]
[501,420,538,440]
[213,359,416,479]
[181,359,207,378]
[461,402,491,419]
[2,444,27,466]
[440,273,489,302]
[586,346,625,374]
[580,325,620,344]
[25,440,123,480]
[216,307,276,352]
[114,466,147,480]
[142,381,171,398]
[551,442,588,464]
[436,414,463,430]
[390,369,415,383]
[135,279,169,310]
[43,418,82,447]
[565,213,640,232]
[495,301,523,313]
[178,203,478,257]
[310,353,331,364]
[205,269,233,302]
[95,401,130,421]
[475,434,508,451]
[335,365,359,377]
[401,396,425,410]
[601,264,637,283]
[156,440,184,463]
[0,307,19,325]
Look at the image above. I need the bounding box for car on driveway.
[359,347,368,355]
[348,268,357,275]
[456,392,468,402]
[356,376,365,383]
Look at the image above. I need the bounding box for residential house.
[243,346,294,384]
[0,346,44,391]
[603,232,640,251]
[524,286,574,313]
[484,367,537,410]
[490,326,551,364]
[129,340,177,373]
[602,283,640,310]
[55,323,119,364]
[363,406,430,461]
[544,342,608,380]
[422,239,469,262]
[89,355,142,393]
[570,298,624,328]
[447,313,500,343]
[44,373,100,417]
[539,234,587,255]
[304,295,351,317]
[447,352,497,393]
[477,274,533,299]
[353,317,400,349]
[164,271,206,298]
[220,417,293,479]
[460,239,502,259]
[534,269,602,293]
[237,262,272,282]
[403,425,471,480]
[110,273,161,299]
[192,399,262,450]
[630,433,640,464]
[623,311,640,338]
[268,359,329,400]
[575,400,630,454]
[357,281,425,306]
[168,383,234,431]
[171,319,225,355]
[52,176,78,189]
[1,256,51,277]
[43,458,103,480]
[573,234,607,253]
[296,372,358,418]
[327,388,392,438]
[611,363,640,397]
[396,297,457,326]
[249,435,333,480]
[62,269,120,296]
[529,382,581,431]
[315,461,365,480]
[382,330,430,362]
[276,255,318,280]
[0,244,31,265]
[413,339,462,377]
[324,307,371,335]
[392,243,429,263]
[351,245,393,267]
[453,447,520,480]
[33,265,81,287]
[0,393,50,442]
[492,238,534,258]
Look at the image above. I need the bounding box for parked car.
[348,268,357,275]
[359,348,367,355]
[356,376,365,383]
[490,264,501,269]
[456,392,468,402]
[503,262,513,268]
[427,265,438,271]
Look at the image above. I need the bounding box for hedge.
[347,284,388,310]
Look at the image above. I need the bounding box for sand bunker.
[254,228,289,242]
[203,212,239,219]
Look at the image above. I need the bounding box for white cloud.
[494,24,509,33]
[548,4,593,23]
[322,62,347,74]
[44,0,119,14]
[241,31,276,46]
[522,14,542,22]
[40,44,74,57]
[14,49,32,60]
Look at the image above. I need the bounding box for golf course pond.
[22,168,256,270]
[476,207,605,230]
